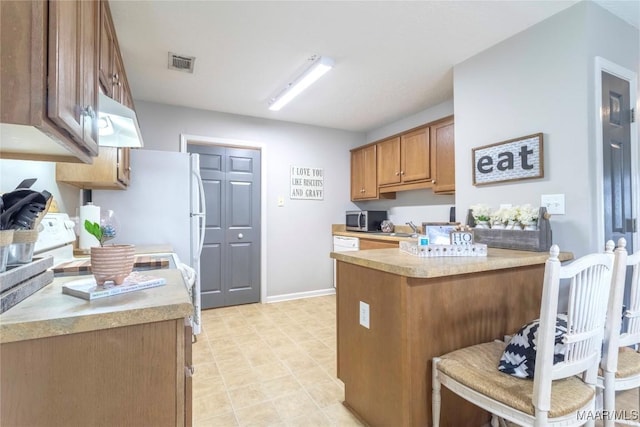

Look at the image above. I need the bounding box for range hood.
[98,93,144,148]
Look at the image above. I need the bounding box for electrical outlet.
[277,196,285,207]
[359,301,370,329]
[541,194,565,215]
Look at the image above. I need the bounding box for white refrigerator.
[93,149,205,335]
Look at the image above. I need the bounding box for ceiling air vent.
[168,52,195,73]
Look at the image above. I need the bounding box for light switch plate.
[359,301,370,329]
[541,194,565,215]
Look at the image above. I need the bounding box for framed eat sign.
[472,133,544,186]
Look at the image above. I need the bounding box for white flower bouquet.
[470,204,492,222]
[517,204,539,229]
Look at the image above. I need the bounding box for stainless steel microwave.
[346,210,388,232]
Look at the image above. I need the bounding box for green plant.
[84,220,116,247]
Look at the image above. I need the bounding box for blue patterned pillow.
[498,314,568,379]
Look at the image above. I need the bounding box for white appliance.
[34,213,77,265]
[332,235,359,287]
[93,149,205,335]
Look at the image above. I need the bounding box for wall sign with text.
[290,166,324,200]
[472,133,544,186]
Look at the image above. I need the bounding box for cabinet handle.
[432,179,436,184]
[395,172,399,176]
[400,171,405,175]
[238,233,244,239]
[185,365,195,377]
[81,105,96,119]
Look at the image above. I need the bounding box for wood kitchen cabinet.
[377,126,430,189]
[57,0,135,189]
[359,238,399,250]
[351,145,378,200]
[56,146,130,189]
[0,0,99,163]
[430,116,455,194]
[0,269,193,427]
[350,116,454,197]
[1,318,192,427]
[99,0,135,109]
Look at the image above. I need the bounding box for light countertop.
[0,269,192,344]
[331,247,574,279]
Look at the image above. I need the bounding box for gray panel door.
[602,72,635,253]
[188,144,261,308]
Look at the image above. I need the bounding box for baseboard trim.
[265,287,336,304]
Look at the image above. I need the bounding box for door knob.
[238,233,244,239]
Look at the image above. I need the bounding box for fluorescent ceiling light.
[268,55,334,111]
[98,93,144,148]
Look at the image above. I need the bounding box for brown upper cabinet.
[99,0,134,110]
[351,145,378,200]
[56,146,130,189]
[0,0,100,163]
[377,126,430,188]
[430,116,455,194]
[350,117,455,200]
[57,0,134,189]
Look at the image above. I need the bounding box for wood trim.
[379,180,433,193]
[176,319,186,427]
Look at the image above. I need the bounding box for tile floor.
[192,294,639,426]
[192,295,363,426]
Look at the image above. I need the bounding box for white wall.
[453,1,639,257]
[134,101,365,299]
[0,159,80,216]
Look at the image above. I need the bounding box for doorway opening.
[594,57,638,253]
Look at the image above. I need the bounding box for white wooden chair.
[599,238,640,426]
[432,241,624,427]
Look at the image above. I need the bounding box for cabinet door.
[350,149,363,200]
[184,320,193,427]
[400,127,430,182]
[430,118,455,194]
[48,0,99,156]
[112,51,125,103]
[80,0,99,149]
[361,145,377,198]
[377,137,401,186]
[117,147,131,186]
[351,145,377,200]
[99,1,115,96]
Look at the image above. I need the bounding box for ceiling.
[109,0,639,133]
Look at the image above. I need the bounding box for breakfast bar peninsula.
[330,247,573,427]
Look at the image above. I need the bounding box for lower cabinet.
[1,318,192,427]
[56,146,131,189]
[359,238,399,250]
